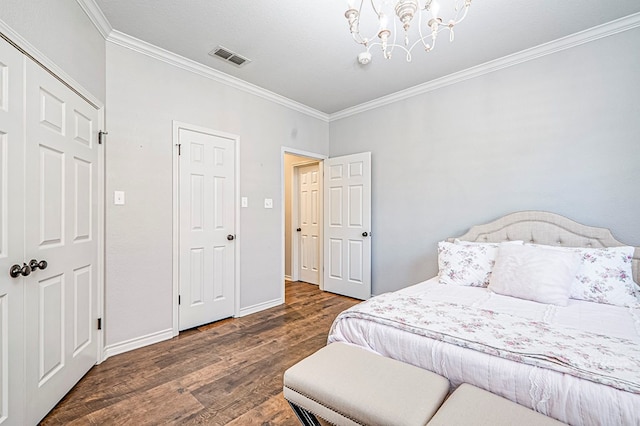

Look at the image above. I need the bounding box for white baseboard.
[284,274,292,281]
[103,328,174,360]
[238,297,283,317]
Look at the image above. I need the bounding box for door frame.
[172,121,241,336]
[291,160,322,284]
[281,148,327,298]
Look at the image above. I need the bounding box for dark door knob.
[227,234,235,241]
[9,263,31,278]
[362,232,369,237]
[296,228,301,232]
[29,259,48,271]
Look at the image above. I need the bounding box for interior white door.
[297,163,320,285]
[178,128,235,331]
[323,152,371,300]
[0,38,26,426]
[23,59,100,424]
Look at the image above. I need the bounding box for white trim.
[238,298,283,318]
[96,107,106,363]
[284,275,292,281]
[107,30,330,123]
[281,147,328,302]
[103,328,174,360]
[172,121,241,335]
[76,0,113,39]
[329,12,640,121]
[0,19,104,109]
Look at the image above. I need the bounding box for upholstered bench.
[283,342,450,426]
[427,383,566,425]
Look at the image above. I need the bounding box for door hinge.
[97,318,102,330]
[178,295,181,305]
[98,131,108,145]
[177,144,182,155]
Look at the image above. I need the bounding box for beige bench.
[283,342,450,426]
[428,383,565,426]
[284,343,566,426]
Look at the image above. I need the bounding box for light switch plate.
[114,191,125,205]
[241,197,248,208]
[264,198,273,209]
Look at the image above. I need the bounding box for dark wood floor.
[40,281,359,425]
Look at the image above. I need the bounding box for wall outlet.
[264,198,273,209]
[241,197,248,208]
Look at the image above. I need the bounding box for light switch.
[241,197,248,208]
[114,191,125,205]
[264,198,273,209]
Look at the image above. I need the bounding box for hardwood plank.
[40,282,359,425]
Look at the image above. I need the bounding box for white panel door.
[179,128,235,331]
[298,163,320,285]
[23,59,100,424]
[323,152,371,300]
[0,38,25,426]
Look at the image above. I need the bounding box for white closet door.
[178,128,236,331]
[23,59,100,424]
[0,37,26,426]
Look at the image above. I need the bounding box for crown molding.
[76,0,113,39]
[107,31,330,122]
[329,12,640,121]
[0,18,103,108]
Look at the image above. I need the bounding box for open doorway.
[282,149,326,300]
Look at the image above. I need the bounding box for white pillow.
[488,244,581,306]
[437,241,521,287]
[527,244,639,306]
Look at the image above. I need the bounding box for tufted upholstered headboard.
[447,211,640,286]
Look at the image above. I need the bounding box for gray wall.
[0,0,106,102]
[105,43,329,347]
[329,28,640,295]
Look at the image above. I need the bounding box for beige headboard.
[448,211,640,285]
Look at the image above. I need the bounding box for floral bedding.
[329,291,640,394]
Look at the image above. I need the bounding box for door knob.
[362,232,369,237]
[296,228,301,232]
[29,259,48,271]
[9,263,31,278]
[227,234,235,241]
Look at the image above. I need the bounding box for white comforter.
[328,278,640,426]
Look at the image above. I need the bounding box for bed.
[328,211,640,426]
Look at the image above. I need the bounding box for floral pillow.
[437,241,521,287]
[570,246,638,306]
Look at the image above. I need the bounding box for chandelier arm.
[415,4,432,50]
[452,5,470,25]
[367,41,411,56]
[370,0,382,18]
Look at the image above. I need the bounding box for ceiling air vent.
[209,45,251,67]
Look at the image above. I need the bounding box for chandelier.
[344,0,473,64]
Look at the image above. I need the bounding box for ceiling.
[93,0,640,114]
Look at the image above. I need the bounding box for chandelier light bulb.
[344,0,473,63]
[430,0,441,19]
[379,13,389,30]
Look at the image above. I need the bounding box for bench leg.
[288,401,322,426]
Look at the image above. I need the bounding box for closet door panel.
[24,59,99,425]
[0,37,25,426]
